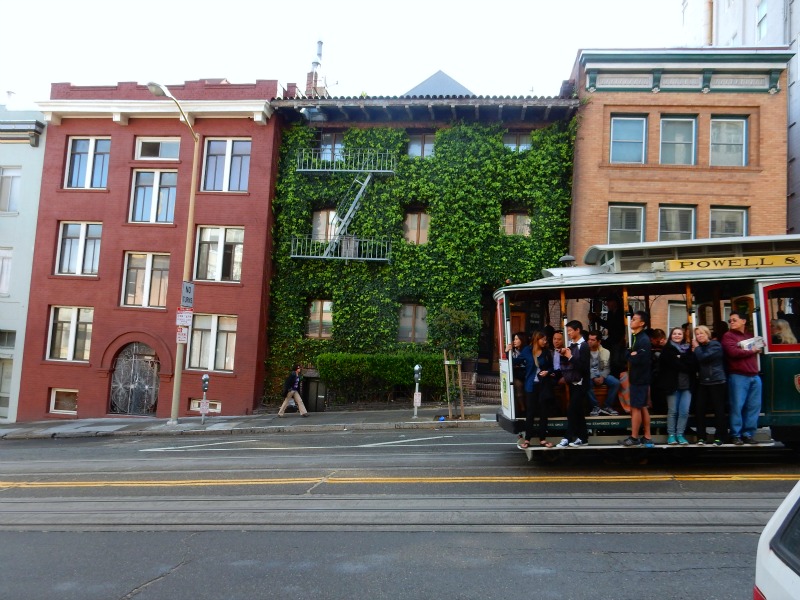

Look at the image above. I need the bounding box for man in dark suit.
[554,320,591,447]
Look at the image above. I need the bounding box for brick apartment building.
[17,80,284,420]
[568,47,792,329]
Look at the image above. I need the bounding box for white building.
[682,0,800,231]
[0,106,45,422]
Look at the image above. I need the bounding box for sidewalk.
[0,405,501,440]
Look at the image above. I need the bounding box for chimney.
[305,40,328,98]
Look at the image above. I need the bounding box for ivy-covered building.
[267,89,579,403]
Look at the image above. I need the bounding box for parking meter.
[414,364,422,383]
[201,373,210,391]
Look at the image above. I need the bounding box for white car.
[754,479,800,600]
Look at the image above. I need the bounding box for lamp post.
[147,82,200,425]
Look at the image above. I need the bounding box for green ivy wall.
[265,120,575,402]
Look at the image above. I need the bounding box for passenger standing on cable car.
[692,325,727,446]
[513,331,555,448]
[660,327,696,445]
[620,311,654,447]
[722,312,762,445]
[554,320,590,447]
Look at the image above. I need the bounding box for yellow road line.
[0,473,798,489]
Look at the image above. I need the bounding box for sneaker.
[642,437,655,448]
[619,436,641,447]
[555,438,569,448]
[667,435,677,445]
[598,407,619,416]
[713,439,723,446]
[568,438,584,447]
[697,438,706,446]
[676,435,689,445]
[743,436,757,444]
[589,407,601,416]
[731,437,744,445]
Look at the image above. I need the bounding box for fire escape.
[291,148,395,261]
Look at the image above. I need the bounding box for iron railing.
[291,234,391,261]
[296,148,396,173]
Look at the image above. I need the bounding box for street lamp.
[148,82,201,425]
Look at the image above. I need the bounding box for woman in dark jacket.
[514,331,555,448]
[659,327,696,445]
[692,325,727,445]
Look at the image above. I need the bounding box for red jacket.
[721,330,760,376]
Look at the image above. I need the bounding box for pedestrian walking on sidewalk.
[278,365,309,417]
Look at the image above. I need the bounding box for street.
[1,429,798,599]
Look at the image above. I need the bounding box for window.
[319,132,344,161]
[65,137,110,189]
[0,330,15,348]
[48,307,93,362]
[710,208,747,238]
[764,283,800,351]
[399,304,428,343]
[202,139,251,192]
[188,314,237,371]
[608,205,644,243]
[757,0,768,41]
[404,212,430,244]
[130,170,177,223]
[660,118,696,165]
[0,167,21,212]
[136,138,180,160]
[0,358,11,418]
[408,134,435,158]
[56,222,101,275]
[195,227,244,282]
[503,133,531,152]
[659,206,695,241]
[122,253,169,308]
[49,389,78,414]
[610,117,646,164]
[306,300,332,338]
[0,248,10,294]
[710,118,747,166]
[312,209,337,241]
[502,213,531,236]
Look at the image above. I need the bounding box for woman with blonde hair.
[692,325,727,445]
[771,319,798,344]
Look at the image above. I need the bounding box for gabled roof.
[403,70,474,96]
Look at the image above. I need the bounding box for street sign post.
[180,282,195,308]
[176,306,193,327]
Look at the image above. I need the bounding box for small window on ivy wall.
[403,212,429,244]
[312,209,337,241]
[408,134,435,158]
[319,132,344,162]
[398,304,427,343]
[502,213,530,236]
[503,133,531,151]
[306,300,332,338]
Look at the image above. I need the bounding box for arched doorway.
[110,342,160,415]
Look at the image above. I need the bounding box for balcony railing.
[291,234,391,261]
[296,148,396,173]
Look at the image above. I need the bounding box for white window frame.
[757,0,767,41]
[503,133,531,152]
[0,248,11,295]
[0,167,21,213]
[0,330,16,349]
[710,118,747,167]
[710,207,748,238]
[49,388,78,415]
[408,133,435,158]
[660,118,696,165]
[129,170,178,223]
[312,209,337,241]
[194,226,244,282]
[610,117,646,164]
[306,300,333,339]
[659,206,695,241]
[398,304,428,343]
[319,132,345,162]
[502,212,531,236]
[404,212,430,244]
[47,306,93,362]
[121,252,170,308]
[0,357,11,418]
[55,222,102,276]
[135,137,180,161]
[188,314,237,372]
[64,137,110,189]
[608,205,645,244]
[201,138,251,192]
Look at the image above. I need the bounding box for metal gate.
[110,342,159,415]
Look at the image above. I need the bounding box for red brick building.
[18,80,284,420]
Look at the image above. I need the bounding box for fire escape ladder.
[322,172,373,258]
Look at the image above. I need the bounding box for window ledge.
[125,221,177,228]
[58,188,110,193]
[602,163,763,173]
[49,274,100,280]
[0,211,19,217]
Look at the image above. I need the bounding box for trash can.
[302,378,328,412]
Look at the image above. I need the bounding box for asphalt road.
[1,429,798,599]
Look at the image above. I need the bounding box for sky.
[1,0,687,109]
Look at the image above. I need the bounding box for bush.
[315,351,446,403]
